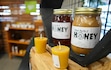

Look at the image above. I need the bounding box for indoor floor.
[0,52,22,70]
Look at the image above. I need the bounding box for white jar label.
[71,26,101,48]
[52,54,60,68]
[52,22,71,39]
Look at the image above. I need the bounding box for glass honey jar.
[71,7,102,55]
[52,9,73,47]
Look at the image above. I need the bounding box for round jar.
[52,9,73,47]
[71,7,102,55]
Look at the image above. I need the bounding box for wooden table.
[30,45,111,70]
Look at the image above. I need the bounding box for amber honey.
[71,7,102,55]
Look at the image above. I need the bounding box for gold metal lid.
[54,9,72,14]
[75,7,102,14]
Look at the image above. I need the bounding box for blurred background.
[0,0,111,70]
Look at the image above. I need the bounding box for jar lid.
[75,7,102,14]
[54,9,72,14]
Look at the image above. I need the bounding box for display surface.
[30,46,111,70]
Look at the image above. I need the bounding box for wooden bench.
[30,46,111,70]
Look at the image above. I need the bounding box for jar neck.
[73,14,101,27]
[75,14,100,17]
[53,14,72,22]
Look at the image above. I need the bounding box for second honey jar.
[52,9,73,47]
[71,7,102,55]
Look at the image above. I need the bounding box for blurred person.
[40,0,64,47]
[19,1,64,70]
